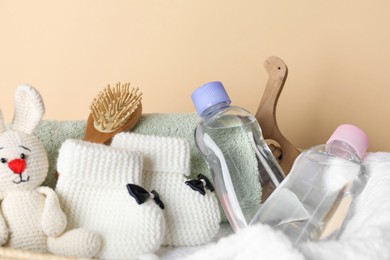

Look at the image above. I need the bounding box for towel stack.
[34,114,263,222]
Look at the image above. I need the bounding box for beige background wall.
[1,1,389,152]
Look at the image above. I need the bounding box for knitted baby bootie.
[56,140,165,259]
[111,133,221,246]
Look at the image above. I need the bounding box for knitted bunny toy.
[0,85,101,258]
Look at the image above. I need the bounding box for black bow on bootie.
[185,174,215,196]
[126,184,165,209]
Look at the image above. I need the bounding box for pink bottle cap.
[326,124,369,159]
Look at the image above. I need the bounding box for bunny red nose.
[8,159,26,174]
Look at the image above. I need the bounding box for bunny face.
[0,84,47,192]
[0,130,49,191]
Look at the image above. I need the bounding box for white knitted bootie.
[111,133,221,246]
[56,140,165,260]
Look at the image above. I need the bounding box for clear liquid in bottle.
[250,124,369,244]
[192,81,285,231]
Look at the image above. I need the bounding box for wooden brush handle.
[255,56,300,174]
[84,103,143,144]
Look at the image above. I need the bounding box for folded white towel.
[183,152,390,260]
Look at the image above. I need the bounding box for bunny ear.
[11,84,45,134]
[0,109,6,134]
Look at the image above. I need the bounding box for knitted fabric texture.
[11,85,45,135]
[111,132,221,246]
[1,189,50,252]
[34,114,263,223]
[55,139,165,260]
[0,85,101,259]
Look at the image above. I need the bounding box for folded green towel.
[34,113,262,223]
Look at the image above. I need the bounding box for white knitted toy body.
[56,139,166,260]
[111,133,221,246]
[0,85,101,258]
[2,189,47,250]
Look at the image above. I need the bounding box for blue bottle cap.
[191,81,231,115]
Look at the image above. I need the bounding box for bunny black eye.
[1,158,7,164]
[20,153,26,159]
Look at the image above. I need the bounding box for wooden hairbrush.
[84,82,143,144]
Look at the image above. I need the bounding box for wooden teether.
[255,56,301,174]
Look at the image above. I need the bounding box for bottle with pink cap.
[250,124,369,244]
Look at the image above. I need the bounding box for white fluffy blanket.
[169,152,390,260]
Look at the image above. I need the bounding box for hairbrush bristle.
[90,82,142,133]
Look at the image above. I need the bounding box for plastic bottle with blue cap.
[250,124,369,244]
[191,81,285,231]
